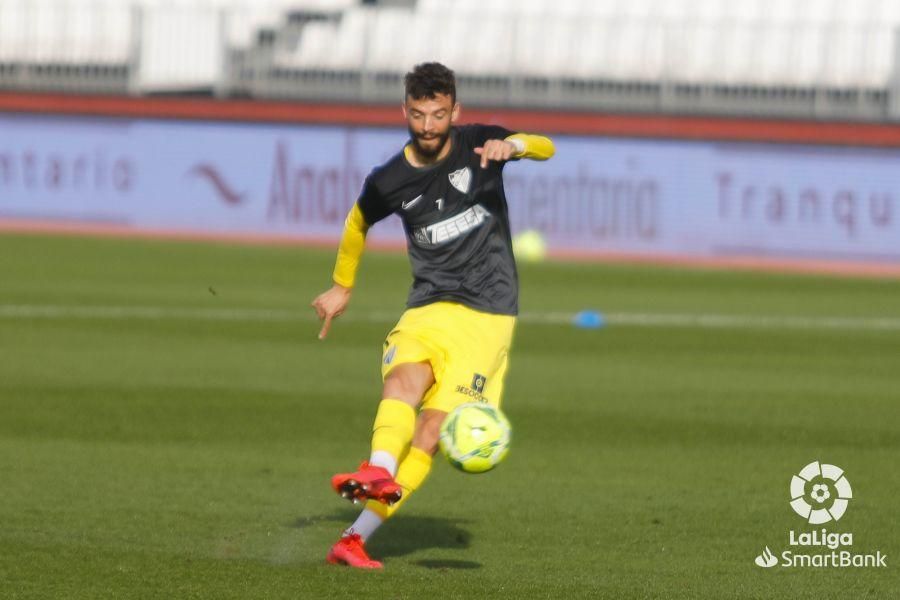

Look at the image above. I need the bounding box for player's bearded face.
[405,94,457,159]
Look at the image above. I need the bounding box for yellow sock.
[370,399,416,464]
[367,446,433,520]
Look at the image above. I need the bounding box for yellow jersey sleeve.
[332,203,370,288]
[505,133,556,161]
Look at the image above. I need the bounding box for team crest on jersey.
[448,167,471,194]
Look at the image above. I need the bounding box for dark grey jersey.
[358,124,520,315]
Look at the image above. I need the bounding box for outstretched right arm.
[311,203,370,340]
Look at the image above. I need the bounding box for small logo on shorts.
[472,373,487,393]
[383,345,397,365]
[455,373,489,402]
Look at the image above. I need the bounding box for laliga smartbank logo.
[789,460,852,524]
[754,461,887,569]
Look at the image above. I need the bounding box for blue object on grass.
[573,310,605,329]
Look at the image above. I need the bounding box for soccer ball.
[439,403,511,474]
[512,229,547,263]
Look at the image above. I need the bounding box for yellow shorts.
[381,301,516,413]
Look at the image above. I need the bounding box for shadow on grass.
[412,559,481,570]
[291,509,479,566]
[372,513,474,559]
[291,509,359,530]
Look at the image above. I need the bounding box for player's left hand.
[474,139,517,169]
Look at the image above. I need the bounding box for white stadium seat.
[790,26,829,87]
[135,5,222,91]
[670,22,722,84]
[797,0,837,25]
[404,13,442,70]
[619,0,655,20]
[102,3,134,64]
[280,20,337,69]
[655,0,691,23]
[715,22,761,85]
[226,6,282,49]
[727,0,765,25]
[874,0,900,26]
[324,7,369,71]
[755,0,800,24]
[516,0,555,18]
[67,2,98,63]
[30,0,67,62]
[754,25,810,87]
[569,20,610,80]
[606,19,665,82]
[0,0,896,101]
[689,0,728,23]
[0,0,27,61]
[821,24,870,88]
[457,17,514,76]
[512,15,575,78]
[366,8,413,72]
[830,0,876,26]
[583,0,620,20]
[861,25,896,88]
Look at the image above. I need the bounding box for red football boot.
[331,461,402,505]
[326,533,383,569]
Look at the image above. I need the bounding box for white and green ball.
[439,403,511,473]
[512,229,547,263]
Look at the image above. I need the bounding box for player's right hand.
[311,284,352,340]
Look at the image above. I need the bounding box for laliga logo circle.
[789,461,853,524]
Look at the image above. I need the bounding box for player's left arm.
[474,133,555,168]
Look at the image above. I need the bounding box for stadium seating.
[0,0,133,92]
[0,0,898,119]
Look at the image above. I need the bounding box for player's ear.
[450,102,460,123]
[401,101,408,119]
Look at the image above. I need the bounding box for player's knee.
[383,362,434,406]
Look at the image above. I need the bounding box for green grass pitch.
[1,233,898,599]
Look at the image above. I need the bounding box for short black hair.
[404,62,456,104]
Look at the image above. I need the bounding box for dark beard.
[408,127,451,159]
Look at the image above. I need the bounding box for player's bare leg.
[382,361,436,405]
[410,408,446,456]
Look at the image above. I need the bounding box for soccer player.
[311,62,555,569]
